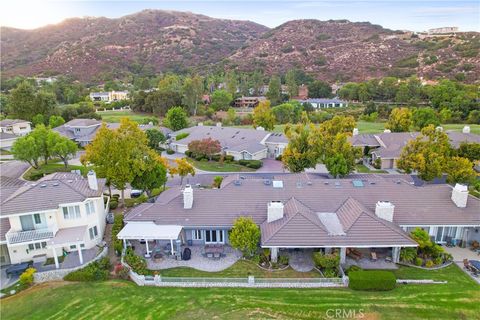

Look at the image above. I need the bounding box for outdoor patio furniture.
[182,248,191,261]
[213,253,221,259]
[206,253,213,259]
[153,253,163,263]
[347,248,362,261]
[370,252,377,262]
[469,260,480,272]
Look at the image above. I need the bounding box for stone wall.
[34,246,108,283]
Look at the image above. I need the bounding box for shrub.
[348,271,396,291]
[115,264,130,280]
[19,268,36,286]
[212,176,223,188]
[278,255,289,266]
[246,161,262,169]
[224,155,234,162]
[425,260,434,268]
[185,150,193,157]
[195,155,205,161]
[166,149,175,155]
[229,217,260,257]
[275,155,282,161]
[414,257,423,266]
[124,248,148,275]
[433,257,443,265]
[313,251,339,269]
[175,132,190,141]
[400,247,417,263]
[345,265,361,275]
[64,258,111,281]
[112,214,124,255]
[323,269,337,278]
[109,200,118,210]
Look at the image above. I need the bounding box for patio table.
[204,244,224,255]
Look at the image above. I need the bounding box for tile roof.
[0,119,30,126]
[125,174,480,236]
[64,119,102,127]
[1,172,105,216]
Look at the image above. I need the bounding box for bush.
[64,257,111,281]
[425,260,434,268]
[114,264,130,280]
[112,214,124,255]
[433,257,443,265]
[238,159,263,169]
[212,176,223,188]
[323,269,337,278]
[278,255,289,266]
[313,251,339,269]
[175,132,189,141]
[224,155,234,162]
[345,265,361,275]
[348,270,396,291]
[109,200,118,210]
[19,268,36,286]
[185,150,193,157]
[195,155,205,161]
[124,248,148,275]
[166,149,175,155]
[275,155,282,161]
[414,257,423,266]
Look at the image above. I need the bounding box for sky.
[1,0,479,31]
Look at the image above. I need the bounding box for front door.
[20,215,34,231]
[205,230,224,244]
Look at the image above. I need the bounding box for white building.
[0,119,32,136]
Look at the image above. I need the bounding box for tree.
[272,103,295,124]
[145,128,166,150]
[397,125,452,181]
[131,152,168,196]
[308,80,332,98]
[225,71,238,98]
[412,108,440,130]
[171,158,195,185]
[29,124,56,164]
[11,135,41,168]
[8,81,36,120]
[444,156,476,184]
[49,134,78,168]
[251,71,264,96]
[410,228,432,251]
[32,114,46,126]
[467,110,480,124]
[457,142,480,162]
[253,100,275,131]
[229,217,260,257]
[164,107,188,131]
[210,90,232,111]
[386,107,413,132]
[182,75,203,116]
[48,115,65,128]
[285,69,298,98]
[188,138,222,160]
[282,114,318,172]
[266,75,281,105]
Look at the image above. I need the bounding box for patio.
[34,247,101,272]
[131,241,242,272]
[343,248,398,270]
[287,249,315,272]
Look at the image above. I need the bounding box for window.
[205,230,224,244]
[89,226,98,240]
[75,128,81,133]
[33,214,41,224]
[70,245,77,249]
[192,230,203,240]
[85,201,95,215]
[28,242,47,251]
[63,206,81,220]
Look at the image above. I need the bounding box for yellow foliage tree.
[253,100,275,131]
[170,158,196,185]
[386,107,413,132]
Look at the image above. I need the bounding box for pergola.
[117,222,183,257]
[49,225,87,269]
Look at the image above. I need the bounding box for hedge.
[348,270,396,291]
[112,214,124,255]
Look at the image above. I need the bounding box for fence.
[34,246,108,283]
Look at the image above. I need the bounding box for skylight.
[352,180,364,187]
[272,180,283,188]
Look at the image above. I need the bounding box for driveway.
[0,160,30,179]
[258,159,285,173]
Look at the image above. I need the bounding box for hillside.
[1,11,479,83]
[0,10,268,81]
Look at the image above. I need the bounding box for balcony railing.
[6,228,55,245]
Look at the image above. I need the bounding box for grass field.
[187,159,255,172]
[1,264,478,320]
[97,110,158,124]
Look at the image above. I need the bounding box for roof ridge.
[335,197,368,232]
[359,209,415,243]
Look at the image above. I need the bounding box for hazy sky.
[1,1,479,31]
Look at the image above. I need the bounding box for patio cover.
[50,225,87,246]
[117,222,182,240]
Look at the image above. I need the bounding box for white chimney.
[353,128,359,136]
[267,201,284,222]
[463,126,470,134]
[375,201,395,222]
[183,184,193,209]
[384,129,391,133]
[216,122,222,127]
[87,170,98,191]
[451,183,468,208]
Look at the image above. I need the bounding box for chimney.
[353,128,359,136]
[87,170,98,191]
[216,122,222,127]
[267,201,284,222]
[375,201,394,222]
[451,183,468,208]
[256,126,265,131]
[463,126,470,134]
[183,184,193,209]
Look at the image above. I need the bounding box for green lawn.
[187,159,255,172]
[356,121,388,134]
[23,163,89,181]
[2,264,478,320]
[97,110,158,124]
[160,259,322,278]
[355,164,388,174]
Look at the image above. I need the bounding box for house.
[233,96,266,108]
[118,173,480,264]
[54,119,171,147]
[89,91,129,103]
[0,171,108,267]
[297,98,347,109]
[351,127,480,169]
[0,119,32,136]
[428,27,458,34]
[167,124,288,160]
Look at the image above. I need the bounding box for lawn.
[23,163,89,181]
[355,164,388,174]
[97,110,158,124]
[187,159,255,172]
[2,265,478,320]
[160,259,322,278]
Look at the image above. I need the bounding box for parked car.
[130,189,143,198]
[106,212,114,224]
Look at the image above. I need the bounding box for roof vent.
[264,179,272,186]
[296,181,303,188]
[240,176,246,180]
[395,180,401,184]
[369,181,376,185]
[234,180,242,186]
[40,183,47,188]
[324,181,329,185]
[52,182,60,187]
[335,181,341,188]
[307,181,313,186]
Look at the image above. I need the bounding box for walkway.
[288,249,315,272]
[344,257,398,270]
[444,246,480,284]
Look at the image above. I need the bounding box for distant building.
[297,98,347,109]
[294,85,309,100]
[89,91,129,103]
[428,27,458,35]
[34,77,57,85]
[233,96,266,108]
[0,119,32,136]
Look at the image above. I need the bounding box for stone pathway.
[288,249,315,272]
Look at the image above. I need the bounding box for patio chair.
[206,253,213,259]
[463,259,472,271]
[213,253,221,259]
